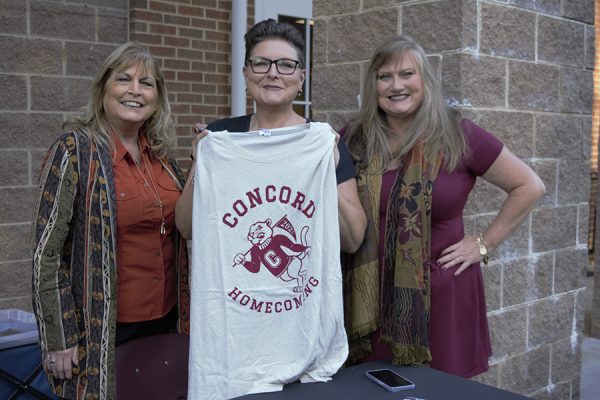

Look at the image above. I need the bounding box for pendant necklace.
[133,152,166,235]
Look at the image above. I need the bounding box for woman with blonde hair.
[32,42,190,399]
[342,35,545,377]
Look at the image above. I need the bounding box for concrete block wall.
[0,0,255,312]
[0,0,594,397]
[312,0,593,399]
[591,0,600,341]
[0,0,128,312]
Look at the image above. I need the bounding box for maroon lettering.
[227,284,320,314]
[228,287,242,300]
[290,191,306,211]
[233,200,248,217]
[250,299,263,312]
[294,296,302,308]
[279,186,291,204]
[265,250,281,268]
[240,294,250,306]
[265,185,276,202]
[246,187,263,208]
[303,285,312,297]
[221,185,317,228]
[302,200,315,218]
[222,213,238,228]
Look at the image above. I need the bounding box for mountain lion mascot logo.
[233,216,310,292]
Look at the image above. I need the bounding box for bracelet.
[475,234,489,265]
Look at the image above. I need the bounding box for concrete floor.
[580,273,599,400]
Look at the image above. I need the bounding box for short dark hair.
[244,19,305,67]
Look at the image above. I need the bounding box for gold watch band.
[476,236,489,265]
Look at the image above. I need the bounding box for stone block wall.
[0,0,251,310]
[0,0,595,397]
[0,0,128,312]
[591,0,600,341]
[312,0,593,399]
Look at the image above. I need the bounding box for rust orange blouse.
[113,134,180,322]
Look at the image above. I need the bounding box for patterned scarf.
[343,142,442,365]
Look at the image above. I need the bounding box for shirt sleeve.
[206,119,227,131]
[461,119,504,176]
[335,131,357,184]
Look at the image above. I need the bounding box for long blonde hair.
[346,35,466,172]
[63,42,175,158]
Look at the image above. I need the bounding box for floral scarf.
[343,142,442,365]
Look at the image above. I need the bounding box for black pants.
[115,307,177,347]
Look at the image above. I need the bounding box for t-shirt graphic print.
[188,122,348,400]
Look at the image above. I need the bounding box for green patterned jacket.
[32,130,190,400]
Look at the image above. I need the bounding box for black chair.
[115,333,189,400]
[0,343,55,400]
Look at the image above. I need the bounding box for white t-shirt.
[188,122,348,400]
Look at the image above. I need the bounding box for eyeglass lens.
[250,58,298,75]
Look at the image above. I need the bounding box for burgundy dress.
[362,119,503,378]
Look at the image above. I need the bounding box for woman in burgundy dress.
[341,36,545,378]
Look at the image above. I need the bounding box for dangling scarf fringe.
[384,337,432,366]
[343,142,442,366]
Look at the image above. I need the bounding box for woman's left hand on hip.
[437,235,483,276]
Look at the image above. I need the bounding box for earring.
[297,88,303,96]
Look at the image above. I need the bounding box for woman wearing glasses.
[176,19,366,253]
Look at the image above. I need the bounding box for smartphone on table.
[365,368,416,392]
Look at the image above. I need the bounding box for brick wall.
[312,0,593,399]
[129,0,255,168]
[0,0,254,310]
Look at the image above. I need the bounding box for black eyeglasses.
[247,57,301,75]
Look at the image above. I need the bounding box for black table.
[235,361,531,399]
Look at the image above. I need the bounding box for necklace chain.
[132,149,166,235]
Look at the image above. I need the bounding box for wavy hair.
[63,42,175,158]
[346,35,466,173]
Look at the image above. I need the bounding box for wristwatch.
[476,236,489,265]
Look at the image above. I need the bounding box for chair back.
[115,333,189,400]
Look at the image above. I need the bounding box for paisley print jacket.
[32,130,189,399]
